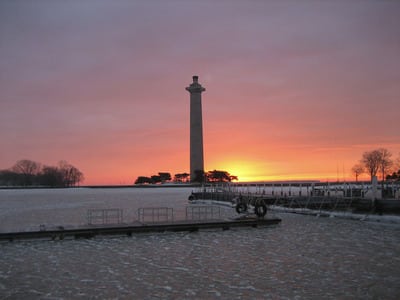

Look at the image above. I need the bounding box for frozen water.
[0,187,197,232]
[0,188,400,299]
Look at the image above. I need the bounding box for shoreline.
[0,184,200,190]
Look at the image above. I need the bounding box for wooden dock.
[0,217,281,242]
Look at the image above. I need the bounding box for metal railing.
[137,207,174,223]
[197,182,400,200]
[186,205,221,220]
[87,209,123,225]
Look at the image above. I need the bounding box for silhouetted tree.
[173,173,190,183]
[389,153,400,182]
[206,170,237,182]
[134,176,152,184]
[361,148,394,196]
[362,150,383,182]
[135,172,172,185]
[387,170,400,181]
[58,161,84,187]
[229,175,239,181]
[1,159,83,187]
[38,166,64,187]
[395,152,400,170]
[151,175,162,184]
[0,170,23,186]
[351,163,364,182]
[11,159,42,185]
[377,148,393,184]
[158,172,171,183]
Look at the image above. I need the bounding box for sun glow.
[206,158,356,183]
[208,159,273,182]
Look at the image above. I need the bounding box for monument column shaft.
[190,92,204,180]
[186,76,205,182]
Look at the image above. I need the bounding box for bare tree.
[12,159,41,175]
[395,152,400,170]
[361,150,381,182]
[12,159,42,185]
[58,161,84,187]
[351,163,364,182]
[377,148,393,183]
[39,166,64,187]
[361,148,394,185]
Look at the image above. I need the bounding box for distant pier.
[190,182,400,215]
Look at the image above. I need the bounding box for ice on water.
[1,187,400,299]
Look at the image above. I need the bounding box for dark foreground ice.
[1,188,399,299]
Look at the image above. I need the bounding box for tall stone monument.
[186,76,205,182]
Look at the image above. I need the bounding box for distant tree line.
[192,170,238,183]
[134,170,238,185]
[0,159,84,187]
[386,170,400,181]
[134,172,173,184]
[352,148,400,183]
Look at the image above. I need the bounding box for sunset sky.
[1,1,399,185]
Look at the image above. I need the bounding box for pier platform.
[0,217,281,242]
